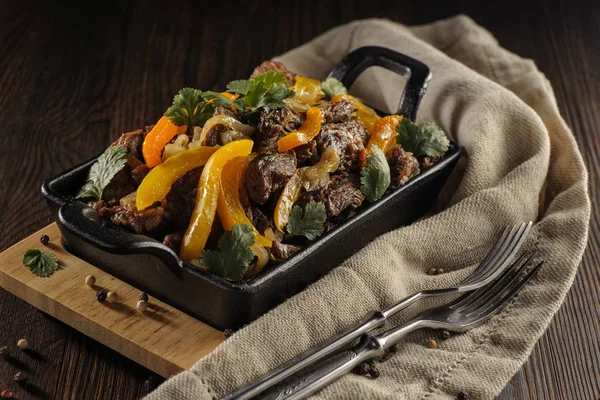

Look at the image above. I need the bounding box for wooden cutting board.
[0,223,225,378]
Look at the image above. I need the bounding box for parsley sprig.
[360,145,391,202]
[23,249,58,277]
[286,201,327,240]
[200,224,256,281]
[396,118,450,158]
[321,77,347,100]
[165,88,215,127]
[76,146,128,200]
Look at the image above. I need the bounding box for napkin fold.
[146,16,590,400]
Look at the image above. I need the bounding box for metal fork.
[259,251,543,400]
[226,222,532,400]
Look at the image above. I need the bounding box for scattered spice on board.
[17,339,29,351]
[139,292,149,302]
[40,235,50,245]
[85,275,96,287]
[137,300,148,312]
[223,329,234,338]
[107,292,118,303]
[96,290,107,303]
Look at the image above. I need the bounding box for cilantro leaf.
[165,87,215,127]
[201,91,236,108]
[321,77,347,100]
[396,118,450,158]
[360,145,391,202]
[76,145,128,200]
[286,201,326,240]
[227,80,250,95]
[200,224,256,281]
[243,72,295,112]
[22,249,58,277]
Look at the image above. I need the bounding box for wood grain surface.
[0,0,598,399]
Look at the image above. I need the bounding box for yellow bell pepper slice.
[332,94,380,134]
[180,140,253,261]
[293,76,325,105]
[136,146,219,211]
[274,169,304,232]
[143,116,187,168]
[366,114,402,156]
[277,107,324,152]
[217,156,272,247]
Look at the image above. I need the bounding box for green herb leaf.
[164,87,215,127]
[360,145,391,202]
[227,80,250,95]
[201,91,236,108]
[22,249,58,277]
[286,201,326,240]
[321,77,347,100]
[243,72,295,112]
[200,224,256,281]
[396,118,450,158]
[76,146,128,200]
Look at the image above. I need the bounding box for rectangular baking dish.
[41,47,460,330]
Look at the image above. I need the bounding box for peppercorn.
[457,392,469,400]
[427,268,437,276]
[435,268,444,275]
[223,328,234,338]
[107,292,118,303]
[96,290,107,303]
[137,300,148,312]
[13,371,27,385]
[367,360,380,379]
[427,339,438,349]
[441,330,451,340]
[17,338,29,350]
[0,345,8,358]
[40,235,50,245]
[139,292,149,302]
[1,389,13,398]
[353,362,370,376]
[85,275,96,287]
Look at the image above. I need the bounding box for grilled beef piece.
[131,164,150,185]
[293,141,317,166]
[316,119,369,172]
[297,175,364,218]
[213,105,240,120]
[163,167,202,231]
[113,129,146,161]
[318,99,355,123]
[270,241,300,260]
[163,232,184,252]
[256,107,304,153]
[245,152,297,204]
[96,203,169,237]
[248,206,271,235]
[250,60,296,85]
[418,156,440,170]
[203,106,243,146]
[387,145,420,188]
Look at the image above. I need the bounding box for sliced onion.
[119,191,137,207]
[283,97,310,113]
[302,147,340,191]
[163,134,190,160]
[264,228,284,243]
[194,115,255,144]
[220,129,250,145]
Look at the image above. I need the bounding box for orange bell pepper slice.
[366,115,403,156]
[273,169,304,232]
[332,94,380,134]
[206,92,239,104]
[217,156,272,247]
[143,116,187,168]
[180,139,253,261]
[277,107,324,152]
[293,76,325,106]
[136,146,219,211]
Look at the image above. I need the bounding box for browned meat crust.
[270,241,300,260]
[316,119,368,172]
[387,145,420,187]
[256,107,304,154]
[250,60,296,85]
[245,152,297,204]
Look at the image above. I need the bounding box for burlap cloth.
[146,16,590,400]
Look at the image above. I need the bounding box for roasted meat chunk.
[387,145,420,187]
[246,152,297,204]
[256,107,304,153]
[270,242,300,260]
[318,99,355,123]
[316,119,369,172]
[250,60,296,85]
[298,175,364,218]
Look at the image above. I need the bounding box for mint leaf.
[76,145,128,200]
[200,224,256,281]
[227,80,250,95]
[23,249,58,277]
[360,145,391,202]
[321,77,347,100]
[396,118,450,158]
[286,201,326,240]
[165,87,215,127]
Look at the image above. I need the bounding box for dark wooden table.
[1,0,598,398]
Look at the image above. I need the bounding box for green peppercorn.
[40,235,50,245]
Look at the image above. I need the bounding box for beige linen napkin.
[146,16,590,400]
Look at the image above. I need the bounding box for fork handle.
[257,335,384,400]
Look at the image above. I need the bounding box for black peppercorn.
[139,292,149,302]
[441,330,451,340]
[367,360,380,379]
[13,372,27,385]
[223,328,234,338]
[96,290,107,303]
[353,362,370,376]
[457,392,469,400]
[40,235,50,245]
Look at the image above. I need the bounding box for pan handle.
[58,200,184,277]
[327,46,431,120]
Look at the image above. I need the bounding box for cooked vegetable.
[221,71,295,113]
[193,114,255,144]
[76,146,128,200]
[293,75,325,105]
[274,170,304,232]
[360,145,391,202]
[163,134,190,160]
[202,91,239,106]
[180,140,253,261]
[286,201,326,240]
[136,146,219,211]
[277,107,324,152]
[302,147,340,191]
[200,224,256,281]
[332,94,380,133]
[367,115,402,156]
[142,116,187,168]
[396,118,450,158]
[217,156,272,247]
[321,77,347,100]
[164,87,214,128]
[22,249,58,277]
